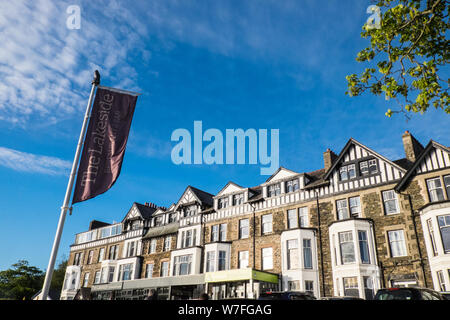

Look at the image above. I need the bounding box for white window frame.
[239,251,249,269]
[387,230,408,257]
[303,238,313,269]
[287,209,298,229]
[239,219,249,239]
[427,218,438,256]
[287,239,299,270]
[262,247,273,270]
[233,193,244,206]
[164,236,171,251]
[299,207,308,227]
[160,261,169,277]
[339,231,356,264]
[206,251,215,272]
[337,199,349,220]
[427,177,445,202]
[83,272,90,287]
[268,183,281,197]
[349,196,361,218]
[438,215,450,253]
[262,214,273,234]
[145,263,154,278]
[211,225,219,242]
[382,190,400,215]
[286,179,299,193]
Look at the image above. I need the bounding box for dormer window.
[184,205,197,217]
[268,183,281,197]
[130,220,141,230]
[218,198,229,209]
[154,216,163,227]
[286,179,299,193]
[232,193,244,206]
[168,213,177,223]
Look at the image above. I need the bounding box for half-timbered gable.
[324,138,407,195]
[396,140,450,192]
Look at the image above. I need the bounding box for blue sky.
[0,0,448,271]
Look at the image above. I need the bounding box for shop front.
[205,268,279,299]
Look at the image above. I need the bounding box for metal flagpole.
[40,70,100,300]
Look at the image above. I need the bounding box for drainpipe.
[250,202,256,269]
[315,191,326,297]
[200,210,206,274]
[369,220,386,288]
[403,193,428,288]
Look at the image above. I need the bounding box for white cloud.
[0,0,147,126]
[0,147,71,175]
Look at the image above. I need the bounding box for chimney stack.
[323,148,338,171]
[402,131,424,163]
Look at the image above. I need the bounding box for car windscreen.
[375,289,415,300]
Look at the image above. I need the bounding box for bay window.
[438,215,450,253]
[303,239,313,269]
[339,231,355,264]
[358,230,370,264]
[287,239,299,270]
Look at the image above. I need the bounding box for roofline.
[215,181,246,198]
[395,140,450,192]
[263,166,303,185]
[324,138,407,180]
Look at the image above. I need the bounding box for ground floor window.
[305,280,314,296]
[437,271,447,291]
[363,277,374,300]
[343,277,359,297]
[288,280,300,291]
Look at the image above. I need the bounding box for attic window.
[233,193,244,206]
[184,205,197,217]
[340,164,356,181]
[360,159,378,175]
[268,183,281,197]
[131,220,141,230]
[218,197,229,209]
[154,216,163,226]
[286,179,299,193]
[168,213,177,223]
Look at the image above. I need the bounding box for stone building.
[60,131,450,300]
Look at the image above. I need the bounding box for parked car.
[258,291,316,300]
[440,292,450,300]
[320,296,364,300]
[374,287,446,300]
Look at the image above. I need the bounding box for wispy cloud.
[0,0,148,126]
[0,147,71,175]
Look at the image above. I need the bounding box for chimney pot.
[402,131,423,163]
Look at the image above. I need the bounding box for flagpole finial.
[92,70,101,86]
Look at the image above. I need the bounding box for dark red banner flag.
[72,86,138,204]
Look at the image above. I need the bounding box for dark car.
[258,291,316,300]
[441,292,450,300]
[374,287,445,300]
[320,296,364,300]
